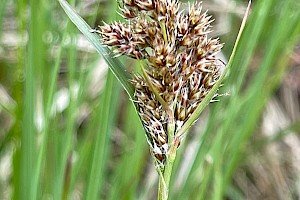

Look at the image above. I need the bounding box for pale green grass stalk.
[84,70,121,200]
[21,0,42,199]
[10,2,27,199]
[53,27,77,200]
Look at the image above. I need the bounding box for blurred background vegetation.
[0,0,300,199]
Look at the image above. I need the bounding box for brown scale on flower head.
[96,0,223,164]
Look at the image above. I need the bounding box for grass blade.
[58,0,134,98]
[20,0,47,199]
[84,71,121,200]
[176,1,251,139]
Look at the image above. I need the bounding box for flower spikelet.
[96,0,224,164]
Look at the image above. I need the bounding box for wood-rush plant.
[95,0,223,199]
[58,0,250,199]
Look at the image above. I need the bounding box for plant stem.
[158,171,167,200]
[158,137,180,200]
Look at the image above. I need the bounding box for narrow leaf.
[58,0,134,98]
[176,1,251,138]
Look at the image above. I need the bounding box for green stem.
[157,137,179,200]
[158,171,167,200]
[159,20,168,44]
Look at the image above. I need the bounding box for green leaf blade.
[58,0,134,98]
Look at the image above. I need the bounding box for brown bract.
[96,0,223,164]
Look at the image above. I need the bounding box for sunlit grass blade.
[20,0,45,199]
[225,0,271,90]
[53,33,78,200]
[176,1,251,139]
[84,71,121,200]
[58,0,134,98]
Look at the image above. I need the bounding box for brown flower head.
[96,0,224,164]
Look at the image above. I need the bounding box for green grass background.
[0,0,300,199]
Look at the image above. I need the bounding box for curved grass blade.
[176,1,251,139]
[58,0,134,98]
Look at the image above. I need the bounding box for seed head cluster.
[96,0,223,164]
